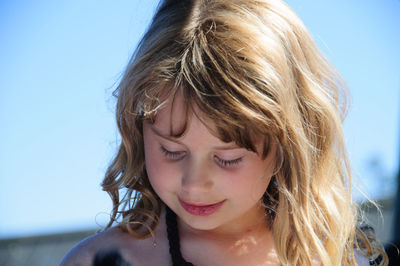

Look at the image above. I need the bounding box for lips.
[179,198,226,216]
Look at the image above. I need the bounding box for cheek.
[224,160,272,202]
[230,174,271,201]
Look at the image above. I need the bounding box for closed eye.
[215,156,243,168]
[160,145,186,160]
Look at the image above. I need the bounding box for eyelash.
[160,146,185,160]
[215,157,242,167]
[160,145,242,167]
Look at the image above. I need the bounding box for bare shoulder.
[60,227,134,266]
[60,214,169,266]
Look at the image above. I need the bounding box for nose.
[181,157,214,194]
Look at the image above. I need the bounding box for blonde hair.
[102,0,387,264]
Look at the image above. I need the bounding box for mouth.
[178,198,226,216]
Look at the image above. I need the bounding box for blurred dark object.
[93,249,131,266]
[385,242,400,265]
[387,128,400,265]
[393,168,400,245]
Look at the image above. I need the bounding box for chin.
[179,211,226,231]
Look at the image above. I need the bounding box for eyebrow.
[150,125,243,150]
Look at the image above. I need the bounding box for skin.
[60,92,281,265]
[143,94,276,235]
[142,92,280,265]
[59,92,369,265]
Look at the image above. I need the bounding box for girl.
[61,0,387,265]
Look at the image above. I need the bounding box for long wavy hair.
[102,0,387,264]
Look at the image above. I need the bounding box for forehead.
[151,90,215,138]
[142,86,270,156]
[151,92,265,149]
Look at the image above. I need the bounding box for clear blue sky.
[1,0,399,239]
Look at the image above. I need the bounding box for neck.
[166,205,279,266]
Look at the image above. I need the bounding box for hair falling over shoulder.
[101,0,388,265]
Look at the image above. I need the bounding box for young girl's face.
[143,92,276,233]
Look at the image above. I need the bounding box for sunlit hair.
[102,0,387,264]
